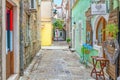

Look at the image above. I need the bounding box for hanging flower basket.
[84,49,90,54]
[82,44,93,54]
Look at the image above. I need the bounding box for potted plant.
[103,24,119,40]
[66,38,71,48]
[82,44,92,54]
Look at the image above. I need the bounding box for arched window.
[96,17,106,45]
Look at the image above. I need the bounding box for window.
[96,17,106,45]
[97,22,103,44]
[59,31,63,37]
[30,0,37,10]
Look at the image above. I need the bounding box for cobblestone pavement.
[19,49,96,80]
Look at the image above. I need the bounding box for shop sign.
[91,3,107,15]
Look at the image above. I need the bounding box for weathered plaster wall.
[22,0,41,68]
[72,0,91,56]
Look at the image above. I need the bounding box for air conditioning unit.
[29,0,37,11]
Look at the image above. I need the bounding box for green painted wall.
[72,0,98,63]
[72,0,119,63]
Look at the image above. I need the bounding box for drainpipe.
[19,0,24,76]
[116,0,120,78]
[116,0,120,77]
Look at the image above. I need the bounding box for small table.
[91,56,109,80]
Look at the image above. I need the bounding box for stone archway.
[96,16,107,45]
[93,16,108,57]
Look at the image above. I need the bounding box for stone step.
[41,46,69,50]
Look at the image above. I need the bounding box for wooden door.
[6,1,14,78]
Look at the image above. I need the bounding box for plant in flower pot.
[102,23,119,63]
[103,24,119,40]
[81,44,93,67]
[66,38,71,48]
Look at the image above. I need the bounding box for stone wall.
[108,8,118,25]
[106,8,119,80]
[0,0,2,79]
[22,0,41,68]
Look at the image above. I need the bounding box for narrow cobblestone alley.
[19,46,95,80]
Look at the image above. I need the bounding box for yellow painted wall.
[41,22,53,46]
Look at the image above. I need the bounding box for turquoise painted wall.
[72,0,98,63]
[72,0,119,63]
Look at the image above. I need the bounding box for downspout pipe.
[19,0,24,76]
[117,0,120,78]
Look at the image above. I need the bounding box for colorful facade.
[1,0,20,79]
[41,0,53,46]
[71,0,97,62]
[41,22,53,46]
[72,0,120,79]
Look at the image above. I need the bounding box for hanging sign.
[91,3,107,15]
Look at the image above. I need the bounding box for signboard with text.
[91,3,107,15]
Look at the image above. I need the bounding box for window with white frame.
[30,0,37,10]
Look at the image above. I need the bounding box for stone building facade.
[106,7,120,80]
[61,0,71,39]
[0,0,2,80]
[21,0,41,68]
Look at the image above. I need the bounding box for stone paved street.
[19,48,95,80]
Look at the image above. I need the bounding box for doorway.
[72,28,75,49]
[96,17,106,45]
[6,1,14,78]
[54,29,66,41]
[96,17,107,57]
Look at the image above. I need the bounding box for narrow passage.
[20,49,95,80]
